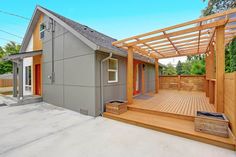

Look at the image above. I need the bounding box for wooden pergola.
[112,8,236,113]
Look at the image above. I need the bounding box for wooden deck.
[132,90,215,117]
[104,111,236,150]
[104,90,236,150]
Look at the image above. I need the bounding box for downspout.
[100,53,112,115]
[50,17,55,83]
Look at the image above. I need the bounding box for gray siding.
[145,64,156,92]
[95,52,127,114]
[41,15,157,117]
[42,15,97,116]
[95,52,156,113]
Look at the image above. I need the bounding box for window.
[25,66,32,91]
[108,58,118,83]
[40,23,45,39]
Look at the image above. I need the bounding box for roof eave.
[96,45,165,66]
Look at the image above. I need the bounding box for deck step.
[128,105,194,121]
[103,111,236,151]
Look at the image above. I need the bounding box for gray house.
[6,6,163,116]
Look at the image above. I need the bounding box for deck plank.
[132,90,215,116]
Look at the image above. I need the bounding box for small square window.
[108,58,118,83]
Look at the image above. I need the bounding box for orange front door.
[35,64,41,95]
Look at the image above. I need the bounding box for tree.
[163,63,177,75]
[181,61,192,75]
[202,0,236,16]
[190,59,206,75]
[225,38,236,73]
[202,0,236,73]
[0,42,20,74]
[176,61,183,75]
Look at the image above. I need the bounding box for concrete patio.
[0,101,235,157]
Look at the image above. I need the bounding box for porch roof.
[112,8,236,59]
[3,50,42,61]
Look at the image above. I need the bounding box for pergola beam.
[123,18,227,47]
[205,28,216,52]
[159,48,206,59]
[142,36,210,51]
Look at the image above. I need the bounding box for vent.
[83,26,88,30]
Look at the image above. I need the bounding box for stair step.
[128,105,194,121]
[103,111,236,150]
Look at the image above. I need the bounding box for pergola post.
[18,59,24,100]
[12,61,18,97]
[215,25,225,112]
[208,43,215,104]
[205,51,209,97]
[141,64,145,94]
[155,58,159,93]
[127,47,133,104]
[209,43,215,79]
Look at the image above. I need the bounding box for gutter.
[50,17,55,83]
[100,52,112,115]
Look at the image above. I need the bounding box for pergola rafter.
[197,22,203,53]
[135,38,165,57]
[112,8,236,111]
[163,31,180,54]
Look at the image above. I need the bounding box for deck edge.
[104,112,236,151]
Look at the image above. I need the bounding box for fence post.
[178,75,181,90]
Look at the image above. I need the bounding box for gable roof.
[42,7,128,55]
[20,6,164,66]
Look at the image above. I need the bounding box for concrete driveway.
[0,102,235,157]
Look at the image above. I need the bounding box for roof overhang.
[3,50,42,61]
[112,8,236,59]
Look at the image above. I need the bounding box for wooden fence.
[159,75,205,92]
[224,72,236,136]
[0,79,13,87]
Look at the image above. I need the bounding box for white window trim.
[108,58,118,83]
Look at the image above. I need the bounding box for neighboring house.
[0,73,12,80]
[5,6,164,116]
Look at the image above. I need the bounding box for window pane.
[25,66,31,85]
[109,59,117,70]
[40,23,45,31]
[40,31,45,39]
[109,71,116,81]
